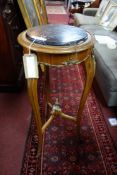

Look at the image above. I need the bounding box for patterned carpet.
[46,0,65,5]
[46,1,73,25]
[46,6,67,14]
[47,4,69,24]
[21,65,117,175]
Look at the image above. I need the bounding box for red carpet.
[21,65,117,175]
[46,1,69,24]
[0,1,116,175]
[48,14,69,24]
[0,91,31,175]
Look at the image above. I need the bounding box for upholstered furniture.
[74,6,117,106]
[74,8,99,25]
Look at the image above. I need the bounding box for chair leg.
[44,66,51,118]
[27,78,43,155]
[76,54,95,134]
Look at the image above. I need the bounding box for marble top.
[26,24,88,46]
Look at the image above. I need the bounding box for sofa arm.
[83,8,98,16]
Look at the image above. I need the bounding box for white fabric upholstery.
[74,13,99,26]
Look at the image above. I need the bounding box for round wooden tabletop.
[18,24,94,54]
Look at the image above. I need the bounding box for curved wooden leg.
[77,55,95,134]
[44,66,51,119]
[27,78,43,155]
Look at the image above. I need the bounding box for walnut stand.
[18,27,95,155]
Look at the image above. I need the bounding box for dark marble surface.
[26,24,88,46]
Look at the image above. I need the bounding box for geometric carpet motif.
[46,6,67,14]
[21,65,117,175]
[46,3,69,24]
[46,1,64,5]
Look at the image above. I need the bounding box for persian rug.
[46,5,67,14]
[48,14,69,24]
[46,1,64,5]
[21,65,117,175]
[46,4,69,24]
